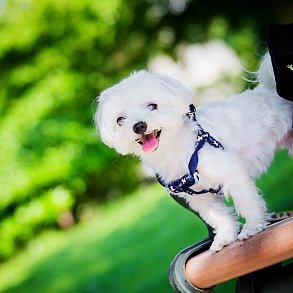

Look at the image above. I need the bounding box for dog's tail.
[257,52,276,91]
[258,53,293,156]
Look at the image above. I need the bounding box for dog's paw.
[238,222,267,240]
[210,232,238,253]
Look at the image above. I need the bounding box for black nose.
[133,121,147,134]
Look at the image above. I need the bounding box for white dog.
[95,53,292,252]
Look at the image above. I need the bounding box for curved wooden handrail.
[185,217,293,289]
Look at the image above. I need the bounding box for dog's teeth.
[135,137,143,145]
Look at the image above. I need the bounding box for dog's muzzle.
[133,121,161,153]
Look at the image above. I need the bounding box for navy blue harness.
[156,104,224,196]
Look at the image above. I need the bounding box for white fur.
[95,53,293,252]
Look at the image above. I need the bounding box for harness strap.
[268,210,293,222]
[156,104,224,196]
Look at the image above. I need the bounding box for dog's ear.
[154,74,193,114]
[94,96,115,148]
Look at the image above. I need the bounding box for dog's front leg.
[188,194,240,252]
[225,175,268,240]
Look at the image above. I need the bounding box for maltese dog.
[95,53,292,252]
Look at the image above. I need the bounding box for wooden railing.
[185,217,293,290]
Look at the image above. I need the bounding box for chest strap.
[156,104,224,196]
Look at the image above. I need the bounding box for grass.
[0,150,292,293]
[0,185,209,293]
[257,150,293,211]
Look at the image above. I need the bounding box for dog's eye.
[148,103,158,111]
[116,117,126,126]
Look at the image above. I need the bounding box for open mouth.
[135,129,161,153]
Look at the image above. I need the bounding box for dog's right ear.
[94,95,115,148]
[153,73,193,115]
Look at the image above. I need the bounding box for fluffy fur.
[95,53,293,252]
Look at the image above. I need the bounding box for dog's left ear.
[154,74,193,114]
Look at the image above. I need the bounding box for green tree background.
[0,0,292,291]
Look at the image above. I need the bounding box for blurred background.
[0,0,292,292]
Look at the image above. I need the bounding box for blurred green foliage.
[0,0,144,261]
[0,0,291,262]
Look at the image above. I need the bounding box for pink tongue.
[142,134,159,153]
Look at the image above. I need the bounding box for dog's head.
[95,71,193,157]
